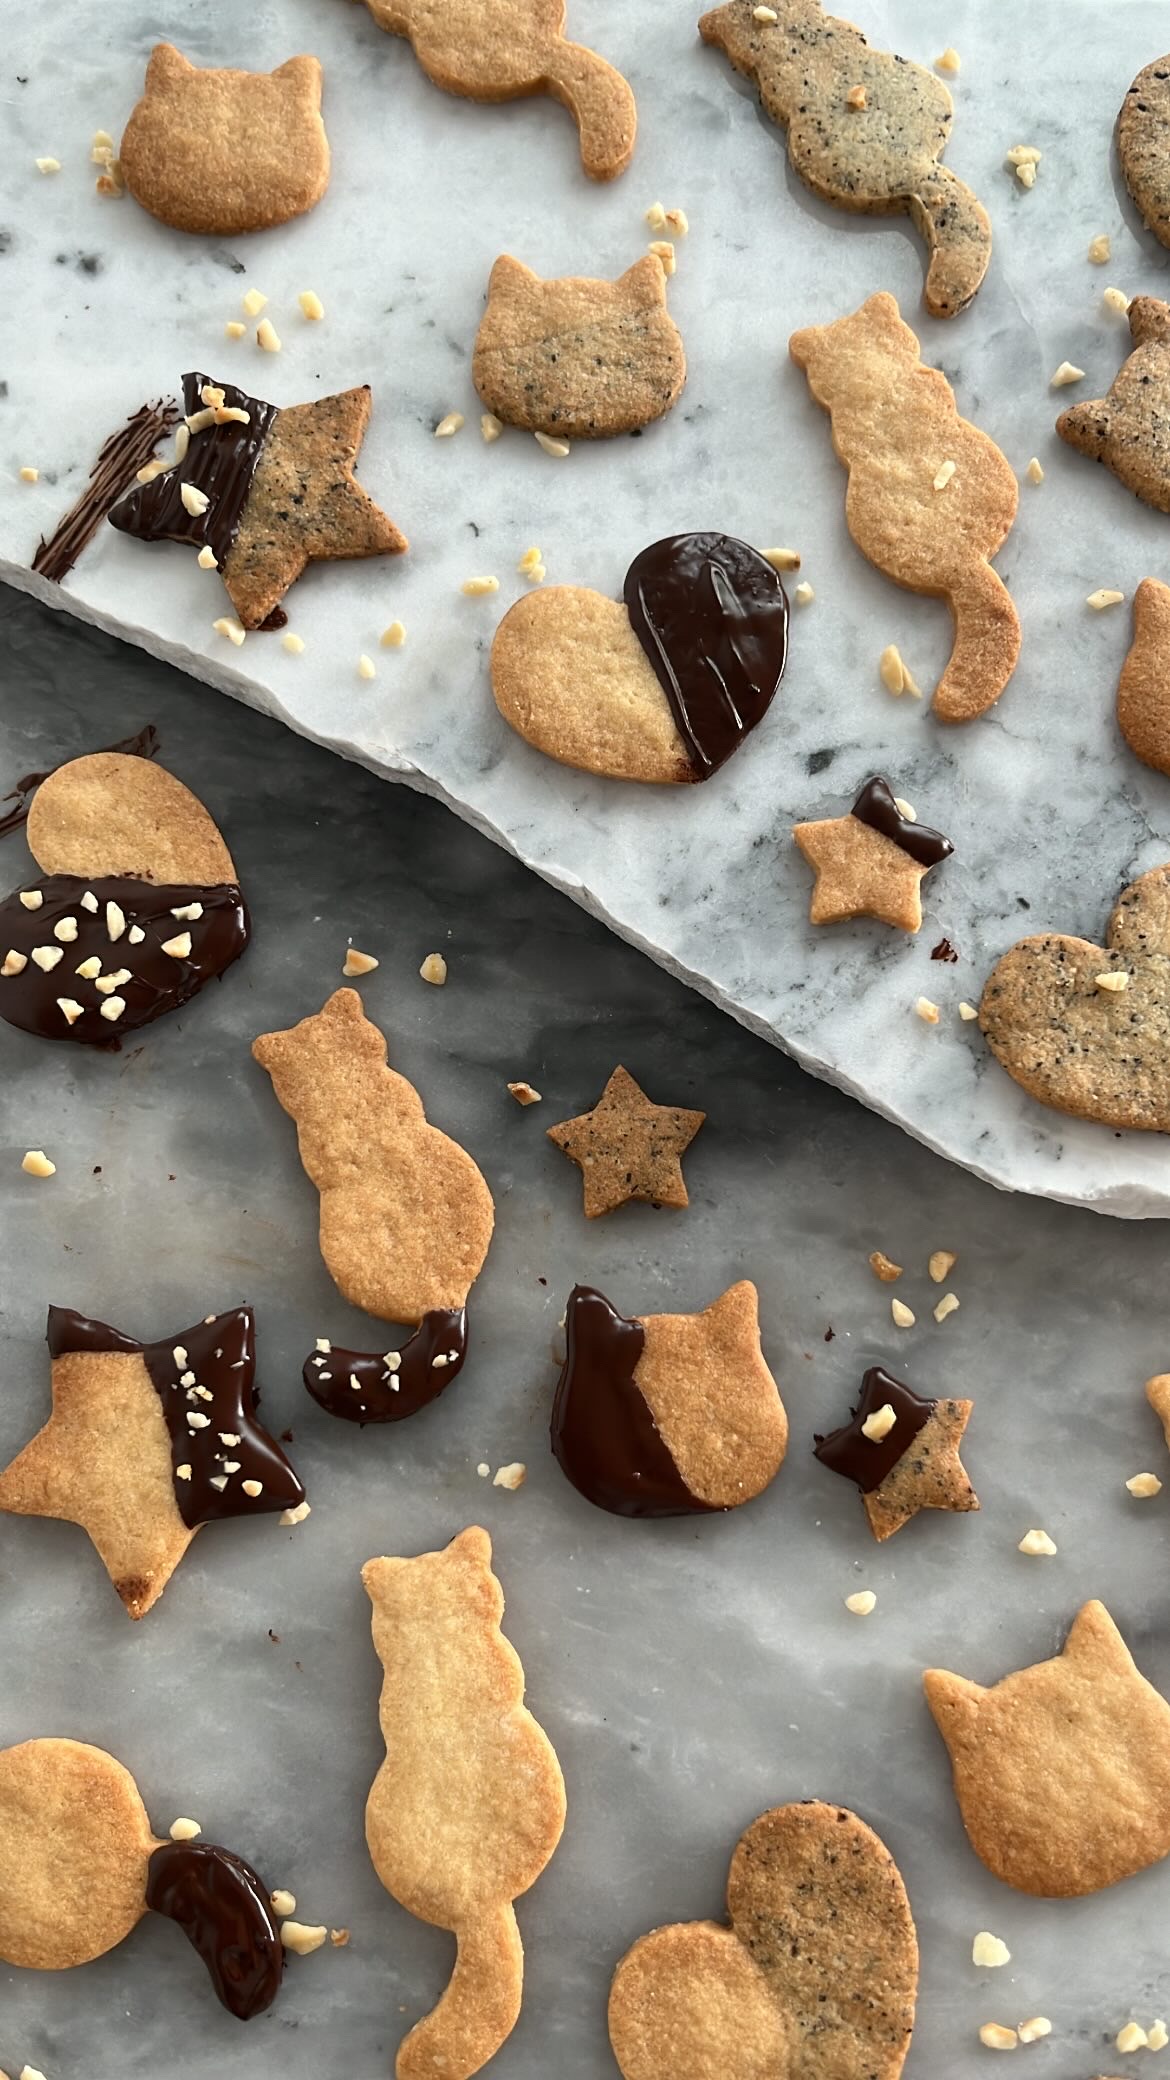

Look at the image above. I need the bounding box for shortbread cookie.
[364,1527,566,2080]
[304,1312,467,1423]
[979,864,1170,1130]
[109,373,407,629]
[700,0,991,319]
[815,1365,977,1540]
[794,775,952,931]
[547,1064,705,1215]
[492,533,789,781]
[0,1736,282,2016]
[790,292,1021,720]
[254,988,495,1322]
[610,1801,918,2080]
[552,1282,787,1515]
[472,254,684,437]
[1148,1371,1170,1451]
[1119,55,1170,251]
[360,0,635,181]
[1057,298,1170,513]
[1119,578,1170,776]
[120,45,330,236]
[925,1601,1170,1896]
[0,750,248,1046]
[0,1305,306,1619]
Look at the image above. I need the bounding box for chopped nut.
[95,968,131,994]
[20,2066,50,2080]
[256,318,281,352]
[330,1927,350,1946]
[242,1478,264,1497]
[381,620,406,647]
[270,1888,297,1917]
[763,546,801,571]
[793,581,815,605]
[1015,160,1037,189]
[1,949,28,976]
[462,575,500,598]
[19,891,43,910]
[21,1150,56,1179]
[242,287,268,317]
[174,425,191,463]
[959,1000,979,1020]
[1117,2023,1149,2054]
[477,1461,490,1477]
[1016,2018,1051,2044]
[972,1931,1011,1968]
[161,932,193,959]
[518,545,545,576]
[868,1250,903,1283]
[434,411,465,438]
[19,466,39,484]
[1103,285,1131,316]
[357,654,376,680]
[846,84,867,110]
[1025,457,1045,485]
[508,1080,542,1105]
[1018,1528,1057,1556]
[664,208,689,235]
[648,239,676,274]
[212,616,246,647]
[891,1298,915,1328]
[1087,589,1125,611]
[933,459,957,491]
[31,946,63,973]
[35,156,62,174]
[343,948,379,977]
[480,412,503,442]
[175,1462,192,1481]
[53,916,78,943]
[493,1461,527,1490]
[171,903,203,922]
[80,892,98,913]
[879,644,922,697]
[1089,233,1111,264]
[1095,969,1129,991]
[56,997,84,1026]
[197,544,218,570]
[186,1411,210,1431]
[280,1499,311,1526]
[934,1292,960,1324]
[298,289,325,321]
[935,47,961,73]
[180,483,210,518]
[914,996,940,1025]
[169,1817,201,1841]
[1006,144,1042,167]
[419,952,448,986]
[1050,361,1085,387]
[281,1920,328,1956]
[225,320,247,340]
[280,632,306,657]
[928,1250,957,1282]
[534,431,570,458]
[645,201,667,229]
[1126,1472,1163,1497]
[979,2022,1018,2050]
[136,458,168,485]
[1148,2021,1169,2052]
[752,4,779,17]
[861,1403,896,1442]
[844,1590,877,1615]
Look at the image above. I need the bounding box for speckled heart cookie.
[979,863,1170,1131]
[1119,54,1170,251]
[1118,577,1170,776]
[699,0,990,318]
[472,253,684,438]
[1057,297,1170,513]
[492,534,789,781]
[790,293,1020,721]
[609,1801,918,2080]
[120,44,330,236]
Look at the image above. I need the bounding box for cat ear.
[701,1280,759,1339]
[272,54,322,101]
[488,255,539,299]
[1130,296,1170,346]
[1056,400,1109,460]
[923,1668,985,1747]
[1062,1600,1136,1677]
[620,254,668,304]
[145,43,193,91]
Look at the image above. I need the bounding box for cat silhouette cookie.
[1117,577,1170,777]
[700,0,991,319]
[1058,297,1170,512]
[120,45,330,235]
[472,254,685,438]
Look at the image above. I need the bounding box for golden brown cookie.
[361,0,636,180]
[1147,1371,1170,1450]
[26,751,236,884]
[815,1366,977,1540]
[700,0,990,319]
[1118,577,1170,776]
[547,1064,705,1216]
[793,775,953,931]
[364,1527,566,2080]
[120,44,330,236]
[1058,298,1170,513]
[472,254,684,438]
[609,1801,918,2080]
[979,863,1170,1131]
[1119,55,1170,251]
[790,292,1021,721]
[925,1601,1170,1896]
[254,987,495,1323]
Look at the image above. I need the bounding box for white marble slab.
[6,0,1170,1215]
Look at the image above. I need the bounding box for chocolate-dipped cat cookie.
[492,533,789,782]
[815,1365,978,1540]
[0,749,248,1046]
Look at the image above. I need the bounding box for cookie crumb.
[298,290,325,321]
[21,1149,56,1178]
[763,545,801,571]
[1126,1472,1163,1497]
[933,459,957,491]
[1025,457,1045,484]
[281,632,305,655]
[1016,2018,1051,2044]
[534,431,570,458]
[891,1298,915,1328]
[169,1816,201,1841]
[1103,286,1131,316]
[330,1928,350,1947]
[868,1250,903,1283]
[845,84,867,110]
[935,47,961,74]
[793,581,815,605]
[480,412,503,442]
[35,156,61,174]
[434,411,465,438]
[280,1500,311,1527]
[861,1402,896,1442]
[959,1000,979,1020]
[242,288,268,318]
[1087,589,1125,611]
[19,465,39,483]
[645,201,666,229]
[357,654,376,680]
[270,1889,296,1917]
[1095,968,1129,990]
[419,953,448,986]
[380,620,407,647]
[879,644,922,697]
[225,320,247,339]
[1018,1527,1058,1556]
[1050,361,1085,387]
[508,1080,542,1105]
[928,1250,957,1282]
[281,1921,328,1956]
[664,207,689,235]
[343,948,379,977]
[196,544,218,570]
[256,318,281,353]
[477,1461,490,1477]
[1089,233,1112,264]
[1117,2023,1149,2053]
[844,1589,877,1615]
[493,1461,527,1490]
[972,1931,1010,1968]
[933,1292,960,1324]
[212,616,246,647]
[978,2023,1018,2050]
[914,996,940,1024]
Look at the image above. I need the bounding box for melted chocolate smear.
[0,874,248,1045]
[551,1286,719,1518]
[304,1310,467,1423]
[814,1366,934,1492]
[0,726,159,840]
[146,1840,283,2020]
[47,1305,305,1528]
[851,777,954,871]
[930,936,959,963]
[623,533,789,780]
[33,400,180,585]
[108,373,278,566]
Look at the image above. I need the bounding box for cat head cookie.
[120,44,330,236]
[492,535,789,782]
[925,1602,1170,1895]
[472,253,685,438]
[609,1801,918,2080]
[0,1736,282,2016]
[0,751,248,1046]
[1057,298,1170,513]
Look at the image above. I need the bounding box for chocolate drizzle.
[303,1310,467,1423]
[47,1305,305,1528]
[623,533,789,779]
[814,1367,934,1492]
[851,777,954,871]
[0,727,159,840]
[108,373,278,566]
[0,874,249,1044]
[551,1286,718,1517]
[145,1840,283,2020]
[33,400,180,584]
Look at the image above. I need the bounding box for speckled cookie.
[1057,297,1170,513]
[547,1064,705,1215]
[1118,577,1170,776]
[815,1365,977,1541]
[699,0,990,319]
[979,863,1170,1131]
[472,254,684,438]
[1119,55,1170,251]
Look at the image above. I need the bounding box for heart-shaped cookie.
[979,863,1170,1129]
[609,1802,918,2080]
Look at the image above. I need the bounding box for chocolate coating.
[814,1366,934,1492]
[108,373,277,566]
[623,532,789,779]
[146,1840,283,2020]
[551,1285,718,1517]
[303,1310,467,1423]
[851,777,953,870]
[34,400,180,585]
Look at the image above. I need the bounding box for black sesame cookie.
[472,253,685,438]
[1119,53,1170,250]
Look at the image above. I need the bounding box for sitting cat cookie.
[1117,577,1170,777]
[1058,298,1170,513]
[790,293,1020,721]
[1119,54,1170,252]
[492,533,789,781]
[925,1602,1170,1895]
[700,0,991,319]
[360,0,635,181]
[979,863,1170,1131]
[472,254,684,438]
[609,1801,918,2080]
[120,45,330,235]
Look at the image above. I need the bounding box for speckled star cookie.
[1057,298,1170,513]
[547,1065,705,1216]
[815,1365,977,1540]
[1119,55,1170,252]
[472,253,684,438]
[793,776,952,931]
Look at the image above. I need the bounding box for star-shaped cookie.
[547,1065,705,1217]
[794,775,953,931]
[814,1365,977,1539]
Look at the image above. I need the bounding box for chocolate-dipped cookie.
[815,1365,977,1540]
[794,775,953,932]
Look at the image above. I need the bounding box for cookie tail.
[936,561,1021,722]
[908,167,992,320]
[395,1904,523,2080]
[541,42,637,182]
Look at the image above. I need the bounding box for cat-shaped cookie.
[1117,577,1170,777]
[473,254,685,438]
[120,45,330,236]
[1058,296,1170,514]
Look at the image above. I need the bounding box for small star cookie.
[794,775,953,931]
[547,1064,705,1216]
[814,1365,978,1539]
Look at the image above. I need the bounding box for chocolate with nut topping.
[146,1839,283,2020]
[303,1310,467,1423]
[851,777,954,870]
[108,373,277,567]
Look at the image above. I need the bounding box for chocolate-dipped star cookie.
[0,1306,307,1618]
[547,1064,705,1216]
[109,373,407,629]
[815,1365,977,1540]
[794,775,953,932]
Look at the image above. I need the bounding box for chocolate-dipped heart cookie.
[491,533,789,782]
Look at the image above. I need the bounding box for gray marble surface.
[5,583,1170,2078]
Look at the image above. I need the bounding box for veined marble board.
[5,0,1170,1215]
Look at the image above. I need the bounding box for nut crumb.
[763,545,801,571]
[914,996,940,1025]
[1148,2021,1169,2052]
[793,581,815,605]
[1087,589,1125,611]
[197,544,218,570]
[846,84,867,110]
[357,654,376,680]
[1006,144,1041,167]
[933,1292,960,1323]
[1016,2018,1051,2044]
[57,997,84,1026]
[493,1461,527,1490]
[891,1298,915,1328]
[21,1150,56,1179]
[477,1461,490,1477]
[752,4,779,17]
[844,1590,877,1615]
[1,950,28,974]
[1103,285,1131,315]
[225,320,247,340]
[212,617,246,647]
[868,1250,903,1283]
[648,239,677,275]
[928,1250,957,1282]
[879,644,922,697]
[534,431,570,458]
[933,459,957,491]
[935,48,961,73]
[518,545,545,577]
[242,288,268,317]
[180,483,210,517]
[664,207,689,235]
[419,953,448,986]
[19,892,43,911]
[1025,457,1044,484]
[972,1931,1011,1968]
[270,1889,297,1917]
[1095,969,1129,990]
[462,575,500,595]
[35,156,62,174]
[281,1921,328,1957]
[645,200,667,228]
[19,466,39,484]
[979,2022,1018,2051]
[298,290,325,321]
[480,412,503,442]
[256,318,281,353]
[1089,233,1111,264]
[434,411,465,438]
[161,932,192,959]
[1117,2023,1149,2054]
[959,1000,979,1021]
[281,632,305,655]
[169,1817,201,1841]
[242,1478,263,1498]
[280,1500,311,1527]
[1015,160,1037,189]
[861,1403,896,1442]
[1126,1472,1163,1498]
[381,620,406,647]
[508,1080,542,1106]
[1050,361,1085,387]
[343,948,379,977]
[1018,1527,1057,1557]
